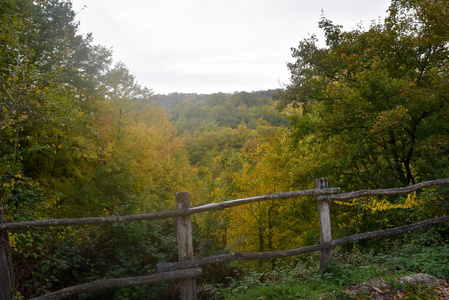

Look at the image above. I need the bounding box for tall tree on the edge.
[276,0,449,190]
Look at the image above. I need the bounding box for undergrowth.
[198,242,449,300]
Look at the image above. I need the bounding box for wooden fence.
[1,178,449,300]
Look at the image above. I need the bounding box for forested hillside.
[1,0,449,299]
[0,0,190,298]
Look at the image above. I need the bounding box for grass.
[198,242,449,300]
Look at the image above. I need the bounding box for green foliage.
[0,0,193,298]
[71,222,178,300]
[276,0,449,190]
[168,91,285,134]
[273,0,449,253]
[11,221,179,299]
[155,90,281,109]
[211,243,448,300]
[212,263,357,300]
[377,242,449,279]
[166,90,288,263]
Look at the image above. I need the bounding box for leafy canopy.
[276,0,449,189]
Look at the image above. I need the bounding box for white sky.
[70,0,392,95]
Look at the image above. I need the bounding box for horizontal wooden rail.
[317,178,449,202]
[6,178,444,231]
[189,187,340,213]
[0,210,186,231]
[29,268,202,300]
[0,187,340,230]
[156,215,449,272]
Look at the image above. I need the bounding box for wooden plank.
[0,187,340,230]
[315,178,332,274]
[0,208,14,300]
[175,192,196,300]
[156,215,449,272]
[29,268,202,300]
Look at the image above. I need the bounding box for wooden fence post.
[0,207,14,300]
[175,192,196,300]
[315,178,332,275]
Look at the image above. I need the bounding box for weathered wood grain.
[315,178,332,274]
[28,268,202,300]
[175,192,196,300]
[0,187,340,230]
[317,178,449,202]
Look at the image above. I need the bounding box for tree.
[227,129,319,269]
[275,0,449,190]
[0,0,112,210]
[274,0,449,245]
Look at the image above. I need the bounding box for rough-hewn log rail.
[5,178,445,230]
[28,268,202,300]
[156,215,449,272]
[0,187,340,230]
[316,178,449,202]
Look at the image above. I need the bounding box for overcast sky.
[70,0,392,95]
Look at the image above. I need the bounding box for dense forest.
[1,0,448,299]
